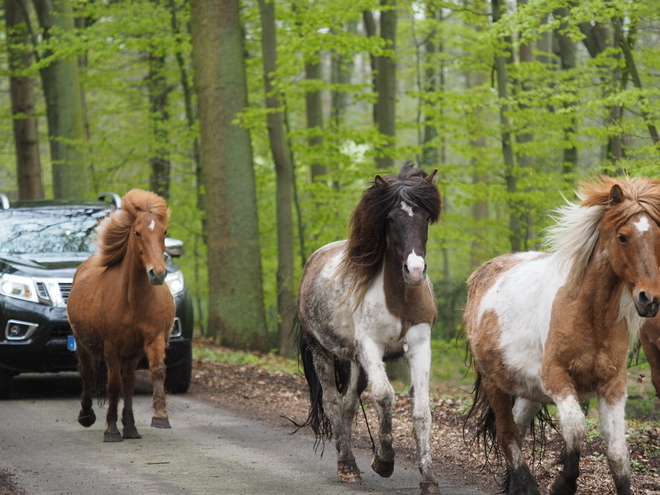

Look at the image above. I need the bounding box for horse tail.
[464,369,499,464]
[293,315,353,451]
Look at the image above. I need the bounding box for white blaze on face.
[148,219,155,231]
[406,249,426,284]
[400,201,414,217]
[635,215,651,233]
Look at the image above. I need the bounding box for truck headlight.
[165,270,185,296]
[0,274,39,303]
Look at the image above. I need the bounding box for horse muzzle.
[403,254,427,286]
[635,290,660,318]
[148,268,167,286]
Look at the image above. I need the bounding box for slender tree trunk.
[492,0,520,252]
[305,61,325,181]
[147,52,172,199]
[258,0,295,358]
[191,0,269,350]
[168,0,203,209]
[33,0,89,199]
[421,8,438,168]
[6,0,43,199]
[613,17,660,150]
[554,7,578,174]
[364,2,397,170]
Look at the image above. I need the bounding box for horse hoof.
[103,431,123,443]
[122,426,142,439]
[338,459,362,483]
[420,481,442,495]
[151,417,171,429]
[78,410,96,428]
[371,457,395,478]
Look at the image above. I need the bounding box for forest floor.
[188,340,660,495]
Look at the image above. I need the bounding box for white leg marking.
[555,395,585,453]
[405,324,434,479]
[599,396,631,482]
[513,398,542,438]
[406,250,426,285]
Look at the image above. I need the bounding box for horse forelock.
[339,162,442,308]
[545,176,660,287]
[96,189,170,267]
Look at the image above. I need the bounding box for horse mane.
[96,189,170,267]
[544,176,660,288]
[338,160,442,308]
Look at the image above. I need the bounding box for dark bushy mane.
[339,161,442,305]
[96,189,170,267]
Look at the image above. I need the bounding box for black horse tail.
[293,315,351,451]
[464,369,555,491]
[464,369,499,463]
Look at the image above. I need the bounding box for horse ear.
[374,175,390,188]
[425,169,438,184]
[609,184,624,205]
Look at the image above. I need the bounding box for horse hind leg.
[76,345,96,428]
[480,379,540,495]
[146,338,171,429]
[120,356,142,439]
[310,343,361,483]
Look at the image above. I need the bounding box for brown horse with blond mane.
[465,177,660,495]
[67,189,175,442]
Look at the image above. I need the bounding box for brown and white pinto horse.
[465,177,660,495]
[67,189,175,442]
[640,317,660,397]
[297,162,442,495]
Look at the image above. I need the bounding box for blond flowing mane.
[545,176,660,288]
[96,189,170,267]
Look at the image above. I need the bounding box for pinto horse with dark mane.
[465,177,660,495]
[297,162,442,494]
[67,189,175,442]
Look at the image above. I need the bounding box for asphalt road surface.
[0,373,488,495]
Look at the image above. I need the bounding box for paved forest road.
[0,373,487,495]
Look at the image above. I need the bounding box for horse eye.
[135,231,142,238]
[617,233,628,244]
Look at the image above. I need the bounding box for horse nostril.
[404,265,410,274]
[149,268,156,279]
[639,291,650,306]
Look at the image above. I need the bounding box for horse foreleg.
[481,378,539,495]
[406,324,440,495]
[120,356,142,439]
[146,338,171,428]
[550,393,585,495]
[313,349,361,482]
[359,340,395,479]
[76,345,96,428]
[598,395,631,495]
[103,351,123,442]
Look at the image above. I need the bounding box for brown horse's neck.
[382,248,436,338]
[120,242,153,302]
[570,241,626,333]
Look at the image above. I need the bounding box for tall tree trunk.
[147,52,172,200]
[613,17,660,150]
[364,2,397,170]
[305,60,325,181]
[191,0,269,351]
[33,0,89,199]
[492,0,520,252]
[579,21,624,165]
[258,0,295,358]
[553,7,578,174]
[168,0,203,209]
[421,8,438,168]
[6,0,43,200]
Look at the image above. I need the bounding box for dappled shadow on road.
[10,370,153,400]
